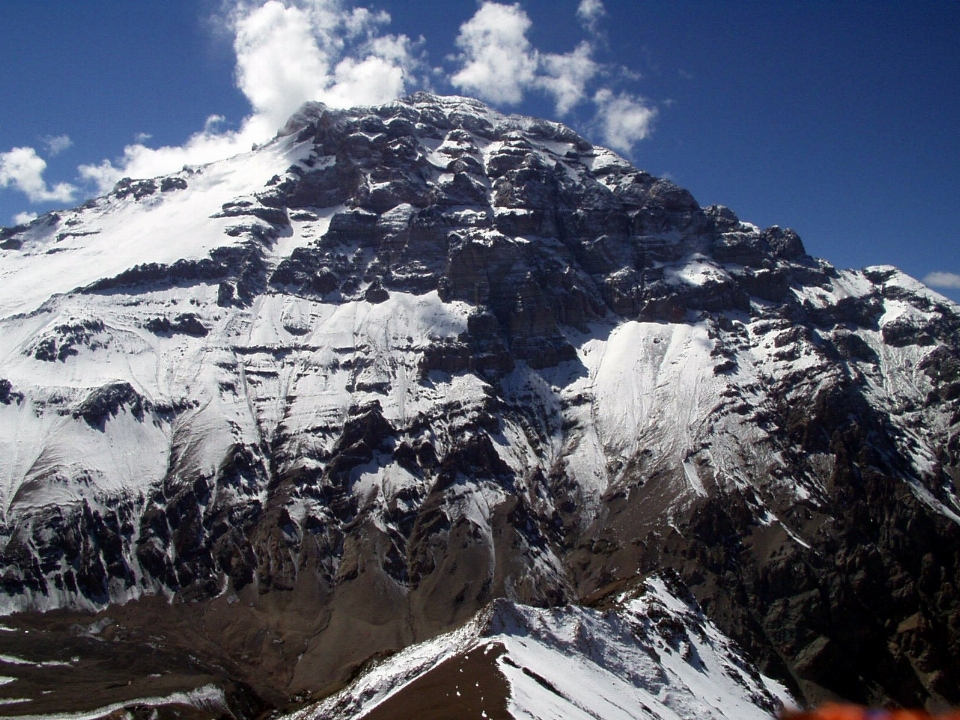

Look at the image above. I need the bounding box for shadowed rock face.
[0,93,959,714]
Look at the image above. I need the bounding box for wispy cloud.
[923,271,960,290]
[576,0,607,36]
[230,0,418,133]
[0,147,77,204]
[77,159,126,195]
[450,3,538,106]
[539,41,599,115]
[450,2,656,154]
[42,134,73,156]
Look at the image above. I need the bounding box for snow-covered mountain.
[0,93,959,717]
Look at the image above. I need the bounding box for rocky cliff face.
[0,93,959,713]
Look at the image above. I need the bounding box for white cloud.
[923,271,960,290]
[42,134,73,156]
[327,53,408,107]
[577,0,606,35]
[450,2,598,114]
[79,128,247,194]
[450,2,538,106]
[592,88,657,154]
[450,2,661,151]
[76,0,420,191]
[228,0,418,125]
[78,159,127,195]
[0,146,77,204]
[231,0,331,136]
[13,211,38,226]
[538,41,598,115]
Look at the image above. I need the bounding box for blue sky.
[2,0,959,302]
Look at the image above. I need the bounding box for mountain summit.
[0,93,958,717]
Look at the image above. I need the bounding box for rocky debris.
[269,247,341,295]
[304,571,785,720]
[763,225,807,261]
[134,444,269,601]
[249,93,819,353]
[216,198,290,227]
[325,401,396,483]
[1,211,61,250]
[83,243,268,306]
[113,178,159,201]
[920,346,960,397]
[144,313,209,337]
[72,381,150,428]
[0,497,141,601]
[0,224,22,243]
[830,328,880,363]
[0,378,24,405]
[882,313,958,348]
[160,176,188,192]
[364,279,389,303]
[83,259,227,293]
[0,603,271,719]
[217,280,236,307]
[0,234,23,250]
[419,310,515,378]
[31,318,107,362]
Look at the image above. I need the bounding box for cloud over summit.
[449,2,602,117]
[448,1,656,148]
[450,3,539,106]
[231,0,419,133]
[78,0,422,193]
[592,88,657,153]
[3,0,658,218]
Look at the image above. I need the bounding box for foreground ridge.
[0,93,958,714]
[292,572,791,720]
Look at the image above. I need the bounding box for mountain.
[0,92,958,718]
